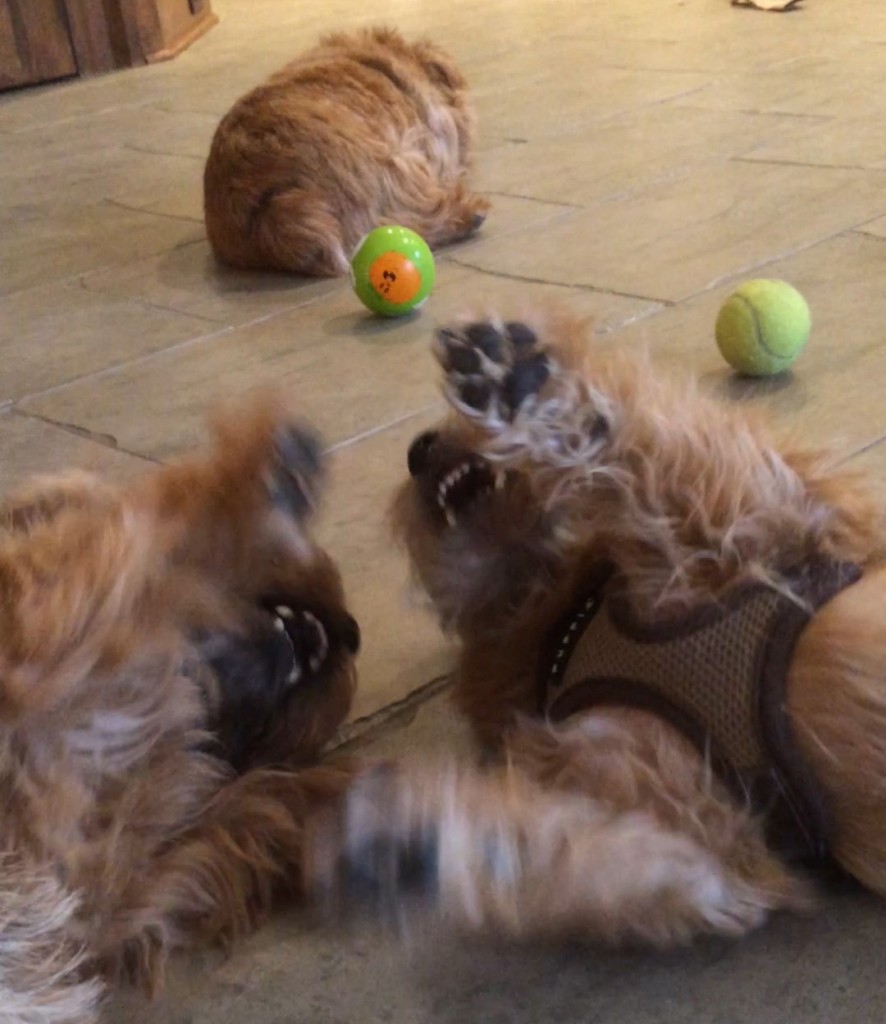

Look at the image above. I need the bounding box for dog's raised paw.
[434,320,550,425]
[266,423,324,520]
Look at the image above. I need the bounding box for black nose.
[407,431,439,477]
[341,614,361,655]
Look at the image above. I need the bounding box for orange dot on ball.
[368,252,422,306]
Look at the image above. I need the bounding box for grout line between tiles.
[481,190,584,210]
[10,408,161,464]
[13,321,237,406]
[447,257,674,308]
[832,434,886,469]
[326,404,444,455]
[734,156,886,174]
[330,673,453,752]
[102,198,204,225]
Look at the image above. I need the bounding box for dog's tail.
[0,860,103,1024]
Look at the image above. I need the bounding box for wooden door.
[0,0,77,90]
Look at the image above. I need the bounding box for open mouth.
[435,457,505,527]
[269,604,329,686]
[261,599,359,688]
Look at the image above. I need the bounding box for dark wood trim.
[0,0,77,90]
[60,0,215,76]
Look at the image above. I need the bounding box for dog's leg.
[400,183,490,247]
[315,720,806,946]
[97,762,355,988]
[137,395,326,583]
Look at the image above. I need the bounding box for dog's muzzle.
[407,430,503,527]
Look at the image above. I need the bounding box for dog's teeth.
[275,605,294,619]
[273,616,286,632]
[286,664,302,686]
[494,471,506,492]
[302,611,329,671]
[445,508,457,528]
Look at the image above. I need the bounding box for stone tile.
[471,62,711,141]
[458,161,886,303]
[0,279,218,402]
[0,202,205,297]
[20,262,658,461]
[476,106,800,207]
[0,412,145,494]
[110,171,205,223]
[682,43,886,120]
[855,216,886,240]
[318,411,455,722]
[531,20,846,75]
[81,240,343,327]
[0,134,203,210]
[0,66,170,132]
[62,104,220,161]
[741,117,886,172]
[18,263,474,461]
[78,196,573,327]
[606,232,886,456]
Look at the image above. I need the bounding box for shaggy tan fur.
[0,397,359,1023]
[314,307,886,946]
[203,27,489,277]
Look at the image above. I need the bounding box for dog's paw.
[264,423,324,521]
[311,764,441,925]
[433,319,552,427]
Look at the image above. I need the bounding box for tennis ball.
[715,279,811,376]
[350,226,435,317]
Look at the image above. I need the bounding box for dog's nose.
[407,431,439,477]
[341,614,361,655]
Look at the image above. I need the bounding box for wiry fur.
[203,27,489,277]
[315,307,886,947]
[0,396,359,1022]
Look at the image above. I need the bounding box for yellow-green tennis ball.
[715,279,811,377]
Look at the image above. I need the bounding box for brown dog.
[317,308,886,946]
[203,27,489,277]
[0,398,360,1023]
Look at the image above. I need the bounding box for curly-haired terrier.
[0,397,360,1022]
[317,307,886,946]
[204,26,489,277]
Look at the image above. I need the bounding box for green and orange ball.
[350,226,436,317]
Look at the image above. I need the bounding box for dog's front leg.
[431,315,614,534]
[311,759,798,947]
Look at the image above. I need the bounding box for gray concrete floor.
[4,0,886,1020]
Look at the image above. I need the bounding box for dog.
[203,27,489,277]
[314,307,886,946]
[0,397,360,1023]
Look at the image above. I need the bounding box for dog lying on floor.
[204,26,489,277]
[0,398,360,1023]
[316,307,886,945]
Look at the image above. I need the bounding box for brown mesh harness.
[540,561,862,865]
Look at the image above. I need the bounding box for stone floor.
[3,0,886,1020]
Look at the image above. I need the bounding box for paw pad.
[434,320,550,423]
